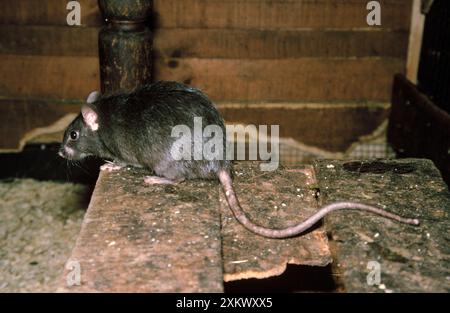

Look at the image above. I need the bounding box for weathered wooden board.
[154,0,412,30]
[0,0,103,26]
[0,98,81,152]
[154,58,405,101]
[314,159,450,292]
[0,0,412,30]
[220,163,331,282]
[0,25,408,59]
[388,74,450,184]
[0,55,403,101]
[155,29,409,59]
[57,168,224,292]
[406,0,425,83]
[0,99,388,153]
[0,26,99,56]
[218,102,389,153]
[0,55,100,100]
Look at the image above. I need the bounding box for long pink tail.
[218,170,420,239]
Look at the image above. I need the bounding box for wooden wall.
[0,0,413,153]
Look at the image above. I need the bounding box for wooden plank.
[388,74,450,183]
[0,0,103,26]
[154,58,405,101]
[0,0,412,30]
[57,167,223,292]
[221,163,331,282]
[0,25,408,59]
[0,99,389,153]
[0,55,100,100]
[0,25,99,56]
[154,0,412,30]
[406,0,425,83]
[314,159,450,292]
[154,29,409,59]
[0,98,81,152]
[218,102,390,153]
[0,55,403,102]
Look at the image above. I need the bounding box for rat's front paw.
[100,163,124,172]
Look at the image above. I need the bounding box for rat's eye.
[70,131,79,140]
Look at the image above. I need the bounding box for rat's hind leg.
[100,161,126,172]
[148,159,190,184]
[144,176,185,185]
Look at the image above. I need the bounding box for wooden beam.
[154,29,409,59]
[154,0,412,30]
[315,158,450,292]
[98,0,153,95]
[221,163,331,282]
[387,74,450,183]
[0,55,100,100]
[0,0,412,30]
[0,98,81,152]
[0,26,409,59]
[0,25,99,56]
[154,58,405,101]
[0,55,403,102]
[406,0,426,83]
[57,168,224,292]
[0,99,389,154]
[0,0,102,26]
[218,102,390,153]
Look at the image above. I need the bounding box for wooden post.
[98,0,153,96]
[406,0,426,84]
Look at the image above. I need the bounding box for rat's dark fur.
[61,81,230,180]
[60,81,419,239]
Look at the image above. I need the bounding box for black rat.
[59,81,420,238]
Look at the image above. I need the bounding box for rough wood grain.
[314,159,450,292]
[154,29,409,59]
[221,163,331,282]
[0,0,103,26]
[98,0,153,96]
[0,55,403,101]
[0,25,408,59]
[0,99,388,153]
[0,55,100,100]
[0,25,99,56]
[218,102,389,153]
[406,0,425,83]
[154,0,412,30]
[98,28,152,96]
[388,74,450,184]
[57,167,223,292]
[154,58,405,101]
[0,0,412,29]
[0,98,81,152]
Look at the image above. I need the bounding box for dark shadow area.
[0,143,102,185]
[224,264,338,293]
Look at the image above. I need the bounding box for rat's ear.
[86,91,101,104]
[81,104,99,131]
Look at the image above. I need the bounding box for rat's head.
[59,91,103,160]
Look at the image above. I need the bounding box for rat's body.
[60,81,419,238]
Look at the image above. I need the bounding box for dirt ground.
[0,179,90,292]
